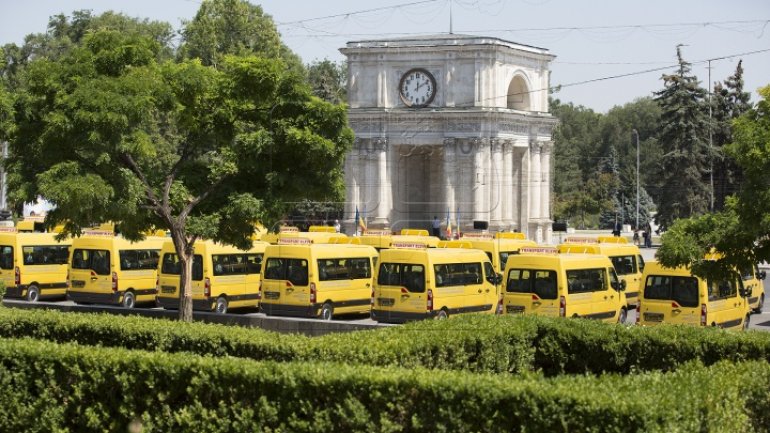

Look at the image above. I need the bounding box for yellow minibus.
[67,231,165,308]
[156,239,268,313]
[0,228,71,302]
[638,261,751,330]
[260,238,378,320]
[501,246,628,323]
[558,236,644,308]
[371,242,499,323]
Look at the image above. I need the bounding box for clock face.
[399,68,436,108]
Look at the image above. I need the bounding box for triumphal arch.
[340,34,557,242]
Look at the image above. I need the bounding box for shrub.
[0,336,768,432]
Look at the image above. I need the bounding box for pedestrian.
[633,229,640,246]
[333,219,341,233]
[613,220,621,237]
[432,216,441,237]
[645,221,653,248]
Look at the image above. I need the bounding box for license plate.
[506,305,525,314]
[161,285,176,294]
[377,297,394,307]
[264,291,280,300]
[644,312,664,322]
[71,280,85,288]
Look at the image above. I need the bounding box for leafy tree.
[179,0,303,74]
[306,59,347,105]
[656,85,770,281]
[652,46,710,229]
[712,60,752,210]
[598,146,622,229]
[8,31,352,321]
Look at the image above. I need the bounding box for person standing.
[645,221,653,248]
[333,219,341,233]
[432,216,441,237]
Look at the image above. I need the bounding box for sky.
[0,0,768,113]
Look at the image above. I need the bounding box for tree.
[179,0,303,73]
[652,46,710,229]
[712,60,752,210]
[306,59,347,105]
[656,85,770,281]
[8,31,353,321]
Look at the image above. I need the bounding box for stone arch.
[507,74,531,111]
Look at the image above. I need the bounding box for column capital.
[490,138,503,153]
[529,140,543,154]
[443,137,457,153]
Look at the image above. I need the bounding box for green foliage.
[712,60,752,210]
[306,59,347,105]
[4,308,770,378]
[652,47,711,228]
[657,85,770,278]
[179,0,304,74]
[551,98,659,228]
[0,336,768,432]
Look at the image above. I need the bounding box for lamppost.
[632,129,639,230]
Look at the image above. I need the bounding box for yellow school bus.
[638,261,751,330]
[156,239,269,314]
[442,232,536,273]
[371,242,499,323]
[260,238,379,320]
[67,231,165,308]
[0,228,71,302]
[558,236,644,309]
[501,246,628,323]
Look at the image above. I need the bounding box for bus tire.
[121,291,136,309]
[320,302,333,321]
[215,296,228,314]
[754,294,765,314]
[435,309,448,320]
[26,285,40,303]
[744,314,750,330]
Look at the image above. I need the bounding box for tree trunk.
[170,226,194,322]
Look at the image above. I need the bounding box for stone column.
[374,137,390,227]
[490,139,503,227]
[473,138,486,222]
[344,139,362,232]
[502,140,513,228]
[443,138,456,222]
[529,142,542,220]
[540,142,552,222]
[517,146,528,236]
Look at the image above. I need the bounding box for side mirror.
[612,280,627,291]
[759,271,767,281]
[740,286,753,298]
[491,273,503,285]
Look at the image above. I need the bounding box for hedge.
[2,307,770,376]
[0,336,768,432]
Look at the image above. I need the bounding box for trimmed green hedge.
[2,307,770,376]
[0,336,769,432]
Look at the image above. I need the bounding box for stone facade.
[340,35,557,243]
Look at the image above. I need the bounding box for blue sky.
[1,0,768,112]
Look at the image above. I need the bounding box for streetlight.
[632,129,639,230]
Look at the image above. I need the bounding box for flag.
[455,206,461,238]
[445,208,452,238]
[355,206,366,233]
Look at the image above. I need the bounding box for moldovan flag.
[445,208,452,238]
[355,206,367,232]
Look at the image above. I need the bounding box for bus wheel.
[744,314,751,330]
[618,308,628,324]
[215,296,228,314]
[26,285,40,303]
[320,302,334,321]
[121,291,136,309]
[435,309,448,320]
[754,294,765,314]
